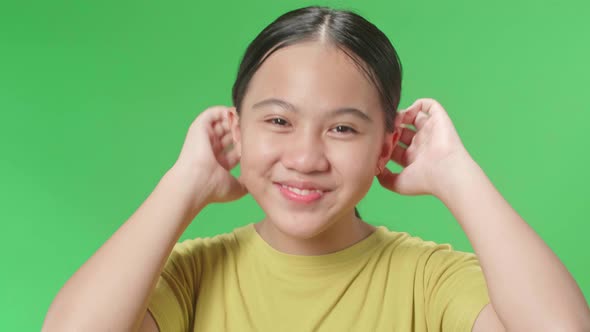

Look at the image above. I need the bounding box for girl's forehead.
[244,42,382,114]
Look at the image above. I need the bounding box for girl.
[43,6,589,332]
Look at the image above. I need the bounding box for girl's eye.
[332,125,357,134]
[267,118,289,126]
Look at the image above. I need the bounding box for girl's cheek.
[328,141,377,175]
[243,132,284,166]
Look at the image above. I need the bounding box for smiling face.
[230,40,397,242]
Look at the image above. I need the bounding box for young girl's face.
[231,41,395,239]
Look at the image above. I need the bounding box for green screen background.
[1,0,588,330]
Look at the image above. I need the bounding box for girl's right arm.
[41,106,247,332]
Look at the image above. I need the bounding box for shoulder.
[376,226,455,254]
[168,224,250,263]
[374,226,479,269]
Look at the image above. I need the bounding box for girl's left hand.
[377,98,474,198]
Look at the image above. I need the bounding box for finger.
[204,105,233,123]
[408,98,440,114]
[400,98,437,130]
[217,153,231,170]
[390,144,409,167]
[192,107,230,133]
[376,167,399,193]
[220,132,233,149]
[220,109,231,132]
[212,120,228,137]
[402,107,429,131]
[220,134,234,155]
[413,111,430,130]
[394,110,406,129]
[210,132,223,154]
[224,148,241,168]
[212,133,234,158]
[398,124,416,146]
[192,106,229,136]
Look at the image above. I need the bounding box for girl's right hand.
[171,105,248,208]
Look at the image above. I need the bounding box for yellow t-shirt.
[147,223,490,331]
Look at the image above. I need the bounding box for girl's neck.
[254,215,376,256]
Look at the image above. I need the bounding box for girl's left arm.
[377,98,590,331]
[436,153,590,332]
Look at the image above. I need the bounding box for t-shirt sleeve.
[147,239,202,332]
[419,243,491,332]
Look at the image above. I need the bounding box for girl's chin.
[262,213,333,240]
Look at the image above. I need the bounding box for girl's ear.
[376,129,400,175]
[228,107,242,157]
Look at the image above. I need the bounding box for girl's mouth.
[275,183,325,204]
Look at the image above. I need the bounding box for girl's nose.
[281,133,329,174]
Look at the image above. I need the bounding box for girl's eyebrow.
[252,98,372,123]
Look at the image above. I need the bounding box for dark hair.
[231,6,403,219]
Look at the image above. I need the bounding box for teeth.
[281,184,323,196]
